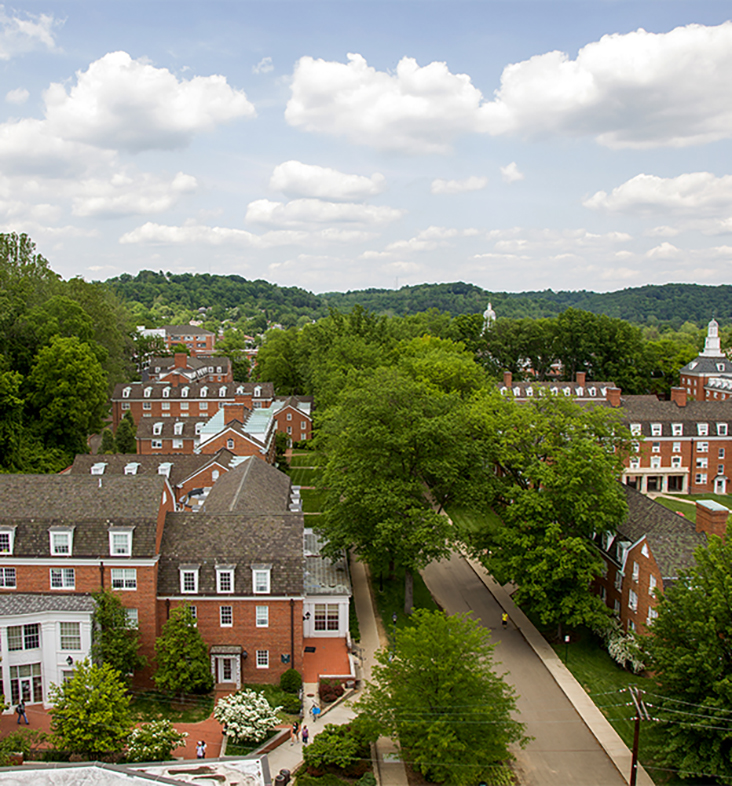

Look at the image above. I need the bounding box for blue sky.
[3,1,732,295]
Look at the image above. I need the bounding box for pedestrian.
[302,725,309,746]
[196,740,207,759]
[16,700,28,725]
[293,720,300,742]
[501,611,508,629]
[311,704,321,722]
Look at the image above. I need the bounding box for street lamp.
[564,635,570,665]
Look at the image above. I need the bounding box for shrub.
[303,719,375,778]
[280,693,302,715]
[356,773,377,786]
[213,689,281,743]
[0,730,47,765]
[319,678,345,704]
[280,668,302,694]
[126,720,188,762]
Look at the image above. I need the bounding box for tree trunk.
[388,559,395,581]
[404,569,414,616]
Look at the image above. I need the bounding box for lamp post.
[564,634,570,665]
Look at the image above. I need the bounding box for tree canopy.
[154,605,214,696]
[91,589,145,678]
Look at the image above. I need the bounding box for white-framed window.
[162,387,170,398]
[719,464,725,475]
[651,423,662,436]
[8,624,39,651]
[314,603,340,631]
[111,568,137,590]
[630,423,641,436]
[200,386,208,398]
[673,442,681,453]
[256,605,269,627]
[628,619,636,632]
[650,456,661,469]
[180,401,189,410]
[50,529,73,556]
[629,457,640,470]
[0,567,16,588]
[632,561,639,582]
[697,442,709,453]
[698,423,709,436]
[50,568,75,589]
[652,442,660,453]
[109,531,132,556]
[287,413,292,421]
[59,622,81,650]
[219,386,227,397]
[614,572,622,591]
[125,608,139,628]
[180,567,199,594]
[628,590,638,612]
[256,650,269,669]
[121,402,130,410]
[672,423,683,436]
[181,387,190,398]
[217,567,235,594]
[174,422,184,436]
[199,401,208,410]
[252,568,271,594]
[287,426,292,435]
[0,531,16,555]
[122,387,131,398]
[614,600,621,615]
[672,456,682,468]
[162,401,170,410]
[718,423,728,436]
[720,448,726,459]
[151,439,163,449]
[600,586,607,601]
[227,438,234,449]
[195,423,204,435]
[188,605,197,620]
[143,402,151,410]
[173,439,183,449]
[649,574,657,596]
[696,473,708,484]
[647,607,658,624]
[697,458,708,469]
[220,606,233,627]
[144,387,152,398]
[153,422,163,436]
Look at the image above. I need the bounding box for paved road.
[422,553,628,786]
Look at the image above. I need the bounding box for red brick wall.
[199,433,269,461]
[273,408,312,441]
[138,438,197,455]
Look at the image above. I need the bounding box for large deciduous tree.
[358,609,526,785]
[468,391,630,636]
[91,589,145,678]
[642,537,732,783]
[154,605,213,697]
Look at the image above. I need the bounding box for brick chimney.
[695,500,729,541]
[503,371,513,388]
[174,352,188,369]
[606,387,622,408]
[575,371,586,387]
[670,387,687,407]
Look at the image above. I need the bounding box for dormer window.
[109,529,133,556]
[672,423,683,436]
[180,566,199,594]
[144,387,152,398]
[630,424,642,436]
[0,528,15,555]
[563,387,571,396]
[216,566,235,594]
[181,387,189,398]
[219,386,227,397]
[718,363,726,372]
[718,423,728,436]
[91,462,107,475]
[588,387,596,396]
[124,462,140,475]
[158,462,172,478]
[195,423,203,435]
[651,423,662,436]
[153,422,163,436]
[525,387,533,397]
[254,386,262,397]
[162,388,170,398]
[122,387,131,398]
[200,386,208,398]
[217,367,222,374]
[236,385,244,395]
[698,423,709,436]
[252,565,271,594]
[174,422,184,436]
[50,529,73,556]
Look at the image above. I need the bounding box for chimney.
[503,371,512,388]
[606,387,621,408]
[695,500,729,542]
[575,371,586,387]
[670,387,687,407]
[174,352,187,369]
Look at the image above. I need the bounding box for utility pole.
[629,686,651,786]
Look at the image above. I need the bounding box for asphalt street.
[422,552,628,786]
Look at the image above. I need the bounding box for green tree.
[27,335,108,457]
[357,610,526,785]
[468,391,630,636]
[0,364,25,471]
[642,537,732,783]
[126,720,188,762]
[49,660,132,757]
[100,428,116,454]
[154,605,213,696]
[91,589,145,677]
[115,411,137,454]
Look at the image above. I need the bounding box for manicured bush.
[303,719,375,778]
[279,668,303,694]
[319,678,345,704]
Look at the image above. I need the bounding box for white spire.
[701,318,724,358]
[482,301,496,333]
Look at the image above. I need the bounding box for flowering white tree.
[126,720,188,762]
[214,689,281,743]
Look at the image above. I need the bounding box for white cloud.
[645,225,680,238]
[585,172,732,216]
[71,171,197,217]
[430,176,487,195]
[44,51,256,152]
[245,198,403,227]
[500,162,524,184]
[270,160,386,200]
[286,53,493,153]
[0,7,58,60]
[5,87,28,104]
[646,242,681,259]
[484,21,732,149]
[253,57,274,74]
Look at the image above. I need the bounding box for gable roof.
[680,357,732,376]
[618,395,732,432]
[203,457,292,515]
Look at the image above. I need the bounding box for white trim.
[157,594,304,602]
[0,557,159,566]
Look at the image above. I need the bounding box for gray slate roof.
[0,475,167,558]
[680,356,732,375]
[203,457,291,514]
[69,451,237,489]
[303,530,351,597]
[615,485,707,583]
[158,512,304,596]
[112,381,274,401]
[136,418,208,440]
[164,325,215,337]
[0,593,95,615]
[618,395,732,436]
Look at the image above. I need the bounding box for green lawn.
[371,566,440,645]
[687,492,732,508]
[129,691,213,724]
[444,502,503,538]
[289,467,323,486]
[654,497,696,522]
[301,487,328,513]
[290,452,320,468]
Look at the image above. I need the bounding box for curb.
[465,558,654,786]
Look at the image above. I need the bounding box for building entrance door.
[20,678,31,703]
[218,658,233,683]
[715,476,727,495]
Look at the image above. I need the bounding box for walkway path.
[422,552,651,786]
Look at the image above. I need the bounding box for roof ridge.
[229,456,254,512]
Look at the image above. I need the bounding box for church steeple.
[701,318,724,358]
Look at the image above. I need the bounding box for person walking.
[302,725,309,746]
[16,700,28,725]
[311,704,321,722]
[501,612,508,629]
[196,740,207,759]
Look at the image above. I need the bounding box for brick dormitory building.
[0,458,352,708]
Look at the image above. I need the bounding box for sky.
[3,0,732,295]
